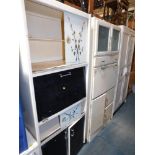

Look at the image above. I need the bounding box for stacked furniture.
[19,0,91,155]
[113,26,135,112]
[87,17,121,141]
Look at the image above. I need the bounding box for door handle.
[59,72,72,78]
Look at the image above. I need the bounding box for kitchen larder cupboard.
[87,17,121,141]
[113,26,135,112]
[20,0,91,155]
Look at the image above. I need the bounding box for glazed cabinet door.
[111,28,120,52]
[90,94,106,135]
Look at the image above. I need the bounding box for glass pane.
[98,25,109,52]
[111,29,120,51]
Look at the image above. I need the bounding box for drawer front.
[94,54,118,67]
[90,94,106,135]
[33,67,86,122]
[105,87,115,107]
[104,103,113,125]
[92,64,118,99]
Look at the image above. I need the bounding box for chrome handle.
[59,72,72,78]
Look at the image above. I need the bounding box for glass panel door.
[98,25,109,52]
[111,29,120,51]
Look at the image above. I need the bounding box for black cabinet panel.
[70,116,85,155]
[33,67,86,121]
[42,130,68,155]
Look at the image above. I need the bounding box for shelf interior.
[32,60,66,72]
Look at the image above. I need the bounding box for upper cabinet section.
[91,17,121,56]
[64,12,88,63]
[24,0,89,75]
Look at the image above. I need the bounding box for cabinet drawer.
[105,87,115,107]
[104,103,113,125]
[33,67,86,122]
[90,94,106,135]
[93,54,118,67]
[92,64,118,99]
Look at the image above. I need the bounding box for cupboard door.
[33,67,86,122]
[64,12,88,63]
[114,80,123,112]
[69,116,85,155]
[98,25,110,52]
[42,130,67,155]
[92,64,118,99]
[111,29,120,52]
[104,103,113,125]
[119,33,129,69]
[90,94,106,135]
[105,87,115,108]
[126,36,135,66]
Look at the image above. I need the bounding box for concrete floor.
[78,93,135,155]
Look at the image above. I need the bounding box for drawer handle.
[101,66,106,70]
[101,60,105,62]
[59,72,72,78]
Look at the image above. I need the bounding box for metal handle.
[71,129,74,137]
[101,63,118,70]
[59,72,72,78]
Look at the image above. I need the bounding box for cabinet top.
[26,0,91,19]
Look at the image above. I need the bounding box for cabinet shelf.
[32,60,66,72]
[20,129,38,155]
[29,37,65,42]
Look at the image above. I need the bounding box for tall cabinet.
[87,17,121,141]
[19,0,91,155]
[113,26,135,112]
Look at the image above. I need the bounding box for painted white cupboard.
[113,26,135,112]
[87,17,121,141]
[20,0,91,155]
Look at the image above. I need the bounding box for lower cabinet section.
[103,103,113,125]
[69,116,85,155]
[41,116,85,155]
[41,130,68,155]
[90,94,106,136]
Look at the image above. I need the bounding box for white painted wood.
[32,63,88,77]
[26,10,63,63]
[64,12,88,63]
[119,32,130,69]
[103,103,113,125]
[93,54,119,67]
[90,94,106,136]
[125,36,135,66]
[39,116,60,141]
[19,0,41,147]
[92,63,118,99]
[105,87,115,107]
[20,129,38,155]
[114,80,123,111]
[28,0,90,19]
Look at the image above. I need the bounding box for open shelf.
[20,129,38,155]
[25,0,88,74]
[32,60,66,72]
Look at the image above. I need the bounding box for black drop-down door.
[69,116,85,155]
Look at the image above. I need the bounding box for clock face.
[60,105,81,127]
